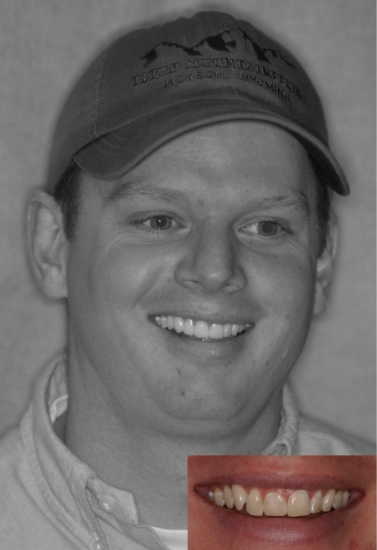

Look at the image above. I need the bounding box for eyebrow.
[105,180,187,206]
[105,180,311,215]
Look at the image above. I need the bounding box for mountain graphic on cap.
[141,28,296,69]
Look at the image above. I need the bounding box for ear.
[27,191,68,299]
[313,211,338,315]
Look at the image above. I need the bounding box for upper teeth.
[209,485,350,517]
[154,316,251,339]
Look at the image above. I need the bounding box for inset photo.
[188,455,376,549]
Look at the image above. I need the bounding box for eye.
[130,213,181,232]
[240,220,283,237]
[147,215,175,230]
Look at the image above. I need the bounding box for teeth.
[232,484,248,511]
[223,485,234,509]
[174,317,185,333]
[341,490,349,508]
[246,488,263,516]
[321,489,336,512]
[287,490,310,517]
[194,321,209,339]
[332,490,343,510]
[184,318,195,336]
[264,492,287,516]
[154,316,250,340]
[310,490,322,514]
[210,485,351,517]
[214,487,225,507]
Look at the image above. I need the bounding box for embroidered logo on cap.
[132,28,305,106]
[141,28,296,69]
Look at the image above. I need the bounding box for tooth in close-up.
[209,485,351,517]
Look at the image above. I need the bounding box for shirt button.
[90,532,102,550]
[99,495,118,513]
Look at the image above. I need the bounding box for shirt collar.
[260,383,299,455]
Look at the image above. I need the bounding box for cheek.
[100,243,174,306]
[250,250,316,317]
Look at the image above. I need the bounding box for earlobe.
[313,211,338,315]
[27,191,68,299]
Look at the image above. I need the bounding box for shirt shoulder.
[0,420,82,549]
[0,425,42,548]
[295,414,376,455]
[0,424,30,487]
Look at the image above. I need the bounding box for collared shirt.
[0,355,374,550]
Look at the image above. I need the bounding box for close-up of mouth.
[193,481,364,546]
[150,315,253,342]
[188,457,376,549]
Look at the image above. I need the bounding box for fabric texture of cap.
[46,11,350,195]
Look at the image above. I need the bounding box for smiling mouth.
[153,315,252,341]
[201,484,353,517]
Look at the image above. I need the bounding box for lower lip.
[156,324,250,360]
[195,499,352,546]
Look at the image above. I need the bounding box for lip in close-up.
[188,456,376,549]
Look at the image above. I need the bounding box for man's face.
[65,121,321,435]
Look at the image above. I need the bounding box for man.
[0,10,374,550]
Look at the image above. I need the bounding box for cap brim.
[74,98,350,196]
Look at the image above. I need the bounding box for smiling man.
[0,10,374,550]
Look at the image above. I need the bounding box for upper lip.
[194,472,361,492]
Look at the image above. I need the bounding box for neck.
[63,359,283,529]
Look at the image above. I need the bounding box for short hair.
[53,160,332,256]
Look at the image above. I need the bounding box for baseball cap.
[47,11,350,196]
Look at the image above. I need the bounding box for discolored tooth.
[264,492,287,516]
[223,324,232,337]
[341,490,350,508]
[184,318,194,336]
[161,316,168,329]
[310,491,322,514]
[174,317,185,333]
[214,487,225,507]
[209,324,224,339]
[245,488,263,516]
[287,490,310,517]
[194,321,209,339]
[332,490,343,510]
[167,316,174,330]
[322,489,336,512]
[223,485,234,509]
[231,324,239,336]
[232,484,247,511]
[155,317,161,326]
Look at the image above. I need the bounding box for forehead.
[83,121,318,206]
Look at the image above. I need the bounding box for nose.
[174,222,247,295]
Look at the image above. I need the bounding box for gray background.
[0,0,375,443]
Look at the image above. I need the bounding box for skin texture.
[28,121,335,528]
[188,456,376,550]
